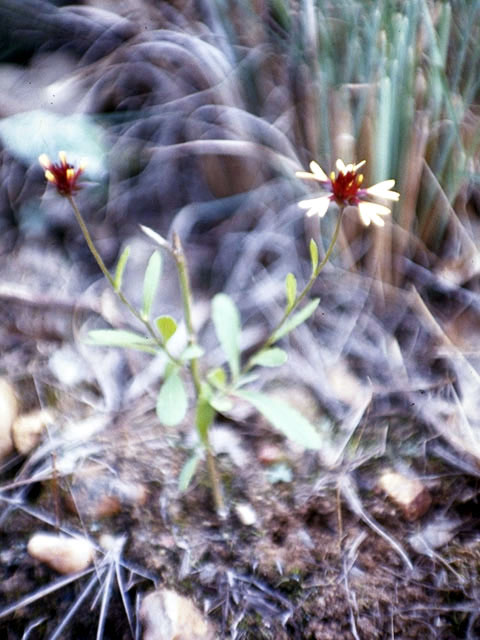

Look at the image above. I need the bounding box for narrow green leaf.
[212,293,241,380]
[88,329,157,354]
[285,273,297,311]
[181,344,205,360]
[209,395,233,413]
[196,395,215,444]
[234,390,323,450]
[309,239,319,274]
[207,367,227,389]
[156,372,188,427]
[272,298,320,342]
[234,373,260,389]
[156,315,177,344]
[178,453,201,492]
[250,348,288,368]
[142,251,162,321]
[113,246,130,292]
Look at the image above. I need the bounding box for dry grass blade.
[0,568,95,621]
[339,474,413,570]
[49,571,104,640]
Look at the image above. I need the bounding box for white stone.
[0,378,18,459]
[234,502,257,526]
[12,409,53,455]
[27,533,94,574]
[379,471,431,521]
[141,589,217,640]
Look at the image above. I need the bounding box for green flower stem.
[172,233,201,395]
[67,195,180,364]
[244,206,345,372]
[172,233,226,517]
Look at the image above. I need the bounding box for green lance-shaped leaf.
[234,390,322,450]
[234,373,260,389]
[272,298,320,342]
[212,293,241,380]
[285,273,297,312]
[178,453,201,492]
[156,371,188,427]
[142,251,162,321]
[113,246,131,292]
[88,329,157,354]
[181,344,205,361]
[156,315,177,344]
[309,238,319,274]
[207,367,227,390]
[209,394,233,413]
[249,348,288,368]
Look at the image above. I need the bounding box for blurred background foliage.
[0,0,478,290]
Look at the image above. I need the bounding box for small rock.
[378,471,432,521]
[257,443,285,466]
[234,502,257,526]
[409,517,459,555]
[65,464,148,519]
[27,532,94,574]
[12,409,53,455]
[0,378,18,459]
[209,426,249,468]
[140,589,217,640]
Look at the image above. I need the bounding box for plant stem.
[172,233,226,517]
[244,206,345,372]
[172,233,201,395]
[67,195,116,290]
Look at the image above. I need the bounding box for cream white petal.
[353,160,366,171]
[358,206,371,226]
[309,161,329,182]
[38,153,51,168]
[358,201,391,226]
[335,158,347,173]
[295,171,318,180]
[366,180,400,201]
[298,196,330,217]
[372,215,386,227]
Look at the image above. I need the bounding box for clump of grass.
[216,0,480,283]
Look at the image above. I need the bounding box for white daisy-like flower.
[296,158,399,226]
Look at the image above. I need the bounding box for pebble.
[27,532,95,574]
[0,378,18,459]
[65,464,148,519]
[409,517,459,555]
[141,589,217,640]
[234,502,257,526]
[12,408,53,455]
[257,443,285,466]
[378,471,432,521]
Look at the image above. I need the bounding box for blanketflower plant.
[39,150,399,519]
[296,158,399,226]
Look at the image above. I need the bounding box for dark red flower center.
[50,162,83,195]
[330,170,362,202]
